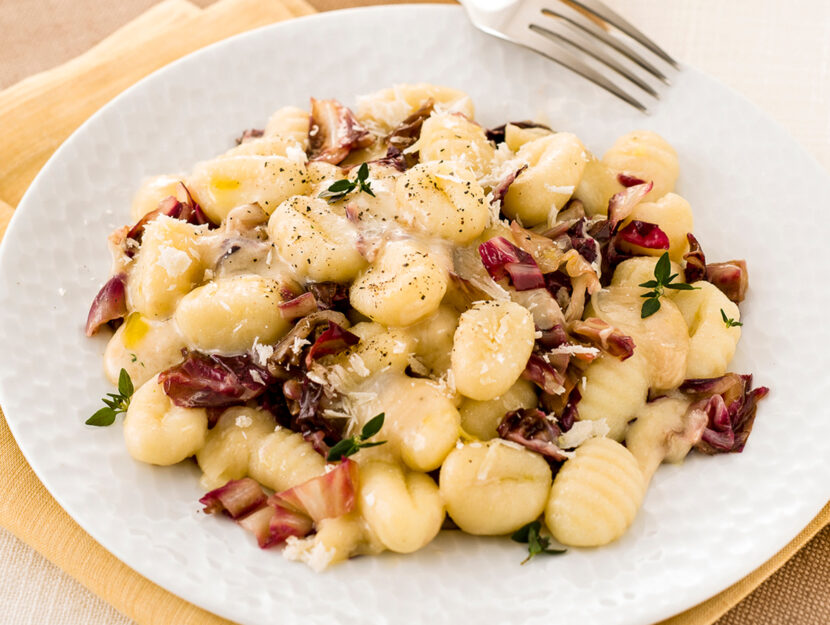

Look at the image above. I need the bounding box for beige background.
[1,1,828,624]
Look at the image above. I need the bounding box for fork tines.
[522,0,678,112]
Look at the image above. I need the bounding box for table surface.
[1,1,828,624]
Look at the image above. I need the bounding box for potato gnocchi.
[85,84,767,571]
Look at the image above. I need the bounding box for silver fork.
[460,0,678,112]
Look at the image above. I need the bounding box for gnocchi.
[86,83,765,572]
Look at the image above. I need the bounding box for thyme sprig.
[511,521,566,564]
[639,252,698,318]
[721,308,743,328]
[327,413,387,462]
[86,368,134,426]
[318,162,375,203]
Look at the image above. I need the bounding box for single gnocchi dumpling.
[625,396,696,481]
[672,281,741,379]
[268,195,366,282]
[174,274,291,353]
[283,511,384,572]
[371,375,461,472]
[503,132,588,226]
[451,300,535,401]
[123,374,208,466]
[572,155,624,217]
[589,287,690,390]
[577,352,649,441]
[326,322,414,389]
[459,378,538,440]
[187,153,309,223]
[504,123,553,153]
[440,441,552,535]
[350,240,449,327]
[356,83,474,131]
[104,314,187,388]
[623,193,693,262]
[395,161,489,244]
[195,407,276,489]
[264,105,311,149]
[128,216,203,320]
[602,130,678,202]
[358,461,444,553]
[248,426,327,492]
[405,306,459,376]
[129,174,182,221]
[416,113,495,178]
[545,437,645,547]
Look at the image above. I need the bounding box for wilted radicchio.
[267,310,351,375]
[683,233,707,282]
[126,183,211,245]
[566,218,601,264]
[199,478,266,519]
[616,220,670,253]
[304,322,359,367]
[484,120,553,144]
[235,128,264,145]
[490,165,527,207]
[680,374,770,454]
[497,408,568,462]
[386,99,434,153]
[522,354,566,395]
[308,98,372,165]
[607,180,653,231]
[159,350,273,408]
[569,317,635,360]
[85,273,128,336]
[478,236,545,291]
[270,458,359,523]
[278,292,319,321]
[306,281,350,312]
[617,173,646,187]
[706,260,748,303]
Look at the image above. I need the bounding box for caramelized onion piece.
[85,273,128,336]
[706,260,748,303]
[683,233,707,283]
[569,317,635,360]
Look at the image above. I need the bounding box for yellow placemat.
[0,1,826,624]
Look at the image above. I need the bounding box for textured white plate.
[0,6,828,625]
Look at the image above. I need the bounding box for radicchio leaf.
[200,478,267,519]
[559,388,581,432]
[235,503,313,549]
[683,233,707,283]
[536,324,569,350]
[386,99,434,152]
[159,350,273,408]
[616,220,670,253]
[607,181,653,231]
[490,165,527,207]
[569,317,636,360]
[681,374,770,454]
[617,173,646,187]
[278,292,319,321]
[304,322,359,367]
[267,310,350,375]
[306,282,350,312]
[270,458,359,523]
[126,182,211,245]
[309,98,372,165]
[485,120,553,144]
[497,408,568,462]
[706,260,748,303]
[478,236,545,291]
[522,354,566,395]
[85,273,128,336]
[567,218,601,264]
[235,128,264,145]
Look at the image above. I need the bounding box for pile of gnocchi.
[86,83,767,571]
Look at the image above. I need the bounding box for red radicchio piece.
[369,146,409,172]
[616,220,670,252]
[309,98,372,165]
[497,408,568,462]
[559,388,581,432]
[683,233,707,283]
[521,354,566,395]
[270,458,359,523]
[536,324,569,350]
[567,218,601,264]
[569,317,636,360]
[233,503,314,549]
[306,282,350,312]
[680,374,769,454]
[304,322,360,367]
[126,183,211,245]
[607,180,653,231]
[159,350,273,408]
[485,120,553,144]
[85,273,128,336]
[278,292,319,321]
[490,165,527,207]
[617,173,646,187]
[236,506,279,548]
[386,99,435,152]
[706,260,748,303]
[478,236,545,291]
[235,128,264,145]
[199,478,267,520]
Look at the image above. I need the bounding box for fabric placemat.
[0,1,827,624]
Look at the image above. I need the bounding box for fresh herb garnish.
[511,520,566,564]
[86,368,134,426]
[721,308,743,328]
[638,252,698,318]
[318,162,375,203]
[326,413,387,462]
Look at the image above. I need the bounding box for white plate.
[0,6,828,625]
